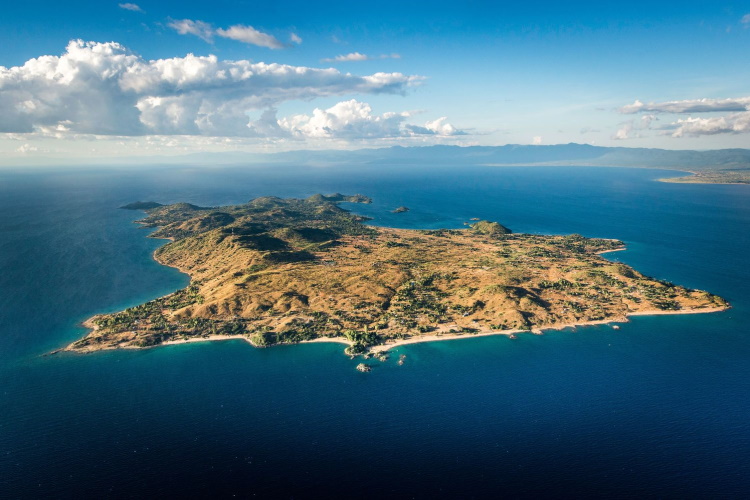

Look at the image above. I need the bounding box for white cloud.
[168,20,291,49]
[0,40,423,137]
[323,52,369,62]
[279,100,406,138]
[16,143,38,153]
[619,97,750,114]
[640,114,657,127]
[612,123,634,140]
[118,3,143,12]
[611,114,657,140]
[278,100,463,139]
[168,19,214,42]
[216,25,285,49]
[425,117,459,136]
[671,112,750,137]
[742,13,750,26]
[618,96,750,138]
[322,52,401,63]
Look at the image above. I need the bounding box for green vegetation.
[470,220,512,236]
[343,329,381,355]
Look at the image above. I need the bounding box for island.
[392,206,410,213]
[66,193,729,356]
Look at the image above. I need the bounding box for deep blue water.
[1,164,748,498]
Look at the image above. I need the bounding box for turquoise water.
[1,165,748,498]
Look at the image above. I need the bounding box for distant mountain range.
[15,144,749,173]
[178,144,750,171]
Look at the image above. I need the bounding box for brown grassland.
[67,194,728,355]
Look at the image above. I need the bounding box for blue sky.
[2,0,749,160]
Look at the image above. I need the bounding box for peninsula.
[67,194,728,355]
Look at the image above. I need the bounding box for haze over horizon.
[2,1,750,163]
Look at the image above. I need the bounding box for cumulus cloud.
[277,100,463,139]
[278,100,406,138]
[290,33,302,44]
[618,96,750,137]
[404,117,465,136]
[0,40,423,137]
[619,97,750,114]
[118,3,143,12]
[612,115,657,140]
[16,143,38,153]
[216,25,285,49]
[671,112,750,137]
[322,52,401,63]
[168,19,214,42]
[613,124,634,140]
[424,117,459,136]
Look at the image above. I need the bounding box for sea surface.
[0,164,748,498]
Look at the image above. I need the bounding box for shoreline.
[368,305,729,353]
[596,246,626,255]
[67,305,728,355]
[69,319,353,353]
[657,177,749,185]
[482,164,748,186]
[160,334,352,348]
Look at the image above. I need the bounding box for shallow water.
[1,164,748,497]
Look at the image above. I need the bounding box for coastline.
[69,305,728,355]
[655,170,748,185]
[596,246,626,255]
[483,164,748,186]
[71,318,353,352]
[658,177,749,185]
[369,305,729,353]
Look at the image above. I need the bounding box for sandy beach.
[368,305,729,353]
[71,320,354,352]
[596,246,627,255]
[158,334,352,349]
[73,305,728,354]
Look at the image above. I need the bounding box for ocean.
[0,164,748,498]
